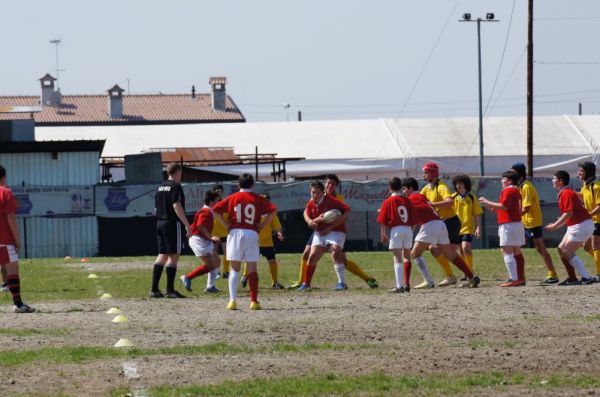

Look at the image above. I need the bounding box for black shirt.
[155,180,185,221]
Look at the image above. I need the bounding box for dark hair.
[501,171,518,185]
[554,170,570,185]
[401,177,419,191]
[261,193,271,200]
[452,174,472,193]
[0,165,5,180]
[511,162,526,181]
[166,162,182,176]
[325,174,340,185]
[310,180,324,191]
[212,184,224,192]
[238,173,254,189]
[204,191,219,205]
[578,161,596,180]
[389,177,402,191]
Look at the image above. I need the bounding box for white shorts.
[226,228,259,262]
[0,244,18,264]
[188,235,215,257]
[498,222,525,247]
[564,219,594,243]
[312,231,346,249]
[415,220,449,245]
[389,225,413,249]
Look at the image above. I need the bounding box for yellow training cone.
[100,293,113,299]
[111,315,129,323]
[114,338,134,347]
[81,258,89,263]
[106,307,122,314]
[87,274,98,279]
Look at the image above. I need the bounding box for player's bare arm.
[7,212,20,250]
[258,212,276,232]
[275,229,285,241]
[588,205,600,217]
[380,224,389,244]
[546,211,572,231]
[478,197,506,211]
[431,196,454,208]
[173,201,191,236]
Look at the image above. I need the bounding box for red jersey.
[408,193,440,225]
[306,194,350,233]
[377,194,417,228]
[213,190,276,232]
[497,185,522,224]
[0,186,18,245]
[558,187,591,226]
[190,206,214,239]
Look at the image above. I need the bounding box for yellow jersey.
[330,192,345,203]
[518,180,543,229]
[258,213,282,247]
[452,192,483,235]
[212,213,229,238]
[420,180,456,220]
[580,179,600,224]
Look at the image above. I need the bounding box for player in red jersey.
[546,170,595,285]
[479,171,526,287]
[180,191,222,293]
[401,178,479,289]
[213,173,277,310]
[297,180,352,291]
[377,177,417,293]
[0,165,35,313]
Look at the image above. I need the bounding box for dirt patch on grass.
[1,284,599,396]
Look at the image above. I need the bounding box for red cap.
[422,162,439,179]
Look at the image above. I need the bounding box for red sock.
[515,253,525,280]
[560,257,577,280]
[248,272,259,302]
[305,264,317,286]
[186,264,210,280]
[403,260,412,286]
[452,256,473,279]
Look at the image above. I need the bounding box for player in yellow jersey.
[577,162,600,281]
[419,163,459,287]
[451,175,482,275]
[289,174,379,289]
[241,194,286,289]
[212,185,231,279]
[511,163,558,284]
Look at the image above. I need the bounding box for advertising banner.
[12,186,94,217]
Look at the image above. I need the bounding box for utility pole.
[526,0,534,178]
[49,39,62,89]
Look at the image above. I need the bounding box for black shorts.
[524,226,543,239]
[216,236,227,255]
[259,246,276,260]
[594,223,600,237]
[460,234,473,243]
[157,220,183,254]
[444,216,462,245]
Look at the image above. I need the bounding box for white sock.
[394,262,404,289]
[569,256,591,279]
[503,254,517,280]
[228,270,239,301]
[415,256,433,285]
[207,268,218,288]
[334,263,346,284]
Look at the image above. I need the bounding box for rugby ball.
[321,209,342,223]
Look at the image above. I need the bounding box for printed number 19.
[235,203,256,225]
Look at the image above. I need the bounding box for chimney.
[107,84,125,119]
[209,77,227,111]
[39,73,59,107]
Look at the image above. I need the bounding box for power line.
[535,60,600,65]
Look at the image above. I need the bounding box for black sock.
[151,264,164,291]
[7,275,23,307]
[166,265,177,293]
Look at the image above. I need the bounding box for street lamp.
[283,103,291,122]
[49,39,62,89]
[459,13,498,177]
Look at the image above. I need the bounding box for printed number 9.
[397,205,408,223]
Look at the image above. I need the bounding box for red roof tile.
[0,93,244,125]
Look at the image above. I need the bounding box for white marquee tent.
[36,115,600,180]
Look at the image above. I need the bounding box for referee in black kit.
[150,162,191,298]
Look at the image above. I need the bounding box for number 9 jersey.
[212,190,277,231]
[377,193,417,228]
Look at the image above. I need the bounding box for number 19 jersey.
[377,194,416,228]
[213,191,277,232]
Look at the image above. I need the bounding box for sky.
[3,0,600,122]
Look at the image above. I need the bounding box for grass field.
[0,249,599,396]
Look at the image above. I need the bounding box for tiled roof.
[151,147,239,166]
[0,93,245,125]
[209,77,227,85]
